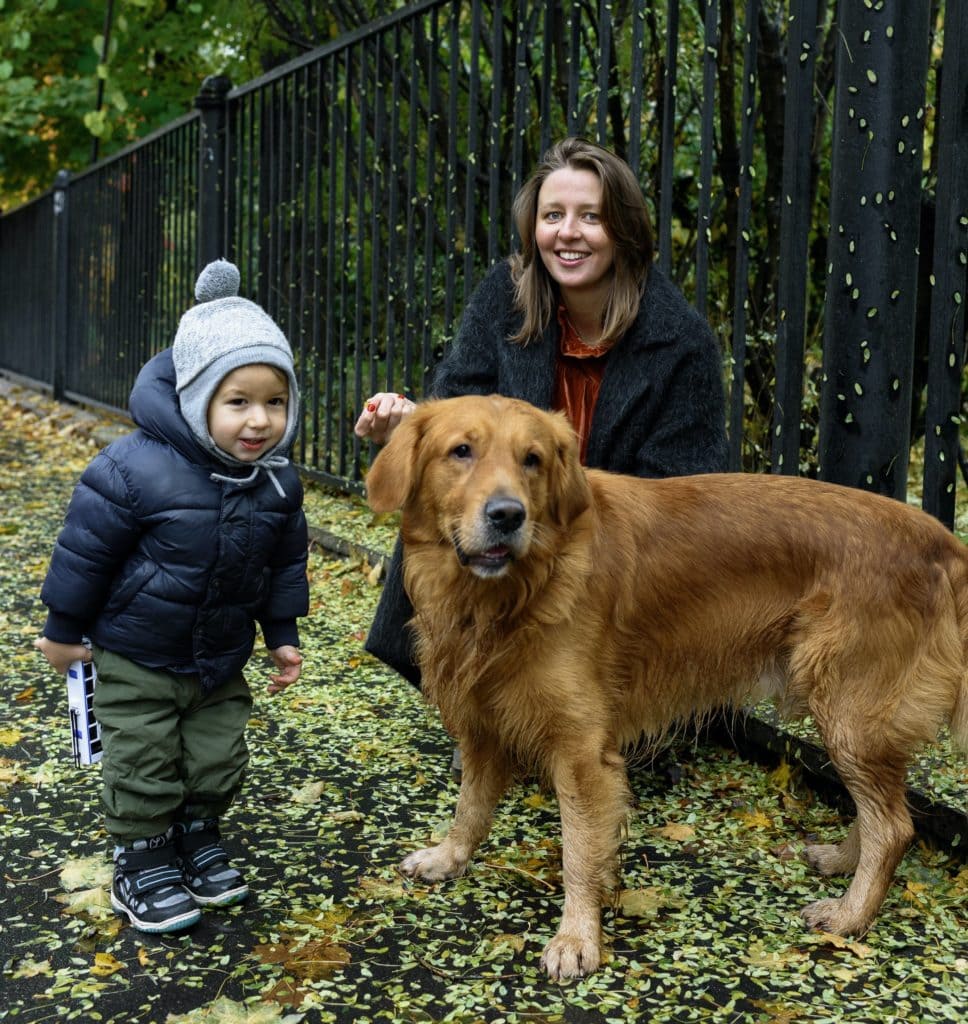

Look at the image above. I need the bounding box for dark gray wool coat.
[366,258,728,684]
[40,349,309,693]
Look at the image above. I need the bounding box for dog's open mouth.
[454,538,514,576]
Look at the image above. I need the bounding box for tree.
[0,0,266,210]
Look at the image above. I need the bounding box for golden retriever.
[365,394,968,980]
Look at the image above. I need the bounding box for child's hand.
[267,645,302,695]
[34,637,91,675]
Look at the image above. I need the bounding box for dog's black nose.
[485,497,526,534]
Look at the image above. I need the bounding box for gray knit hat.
[173,259,299,462]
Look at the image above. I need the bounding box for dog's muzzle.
[453,496,527,577]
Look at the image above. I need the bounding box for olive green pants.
[92,646,252,844]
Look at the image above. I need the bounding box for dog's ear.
[365,410,424,512]
[547,411,592,527]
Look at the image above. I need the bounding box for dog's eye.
[451,444,472,460]
[523,452,542,470]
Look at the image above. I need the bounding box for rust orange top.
[552,306,617,463]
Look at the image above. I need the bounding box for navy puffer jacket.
[40,349,309,692]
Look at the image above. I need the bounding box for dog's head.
[366,395,591,578]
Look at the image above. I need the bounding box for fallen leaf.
[91,951,125,977]
[290,780,327,804]
[656,822,696,842]
[804,932,873,959]
[737,808,773,829]
[60,854,112,892]
[618,886,683,919]
[165,996,305,1022]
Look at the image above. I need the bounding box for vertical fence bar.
[728,0,761,471]
[51,172,71,402]
[922,3,968,526]
[196,75,231,269]
[488,2,505,266]
[770,0,820,475]
[657,0,679,275]
[463,1,483,296]
[695,0,719,318]
[818,0,931,498]
[628,0,646,178]
[596,0,612,145]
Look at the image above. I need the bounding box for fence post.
[817,1,931,500]
[922,4,968,528]
[51,170,70,402]
[771,0,820,476]
[195,75,232,269]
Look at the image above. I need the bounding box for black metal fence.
[0,0,965,522]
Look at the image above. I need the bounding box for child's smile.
[207,364,290,462]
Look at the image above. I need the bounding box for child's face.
[207,364,289,461]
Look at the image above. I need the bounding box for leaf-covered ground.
[0,384,966,1024]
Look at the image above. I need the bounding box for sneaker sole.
[111,891,201,933]
[190,884,249,907]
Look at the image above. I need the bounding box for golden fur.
[365,394,968,981]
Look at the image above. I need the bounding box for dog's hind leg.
[400,737,511,882]
[540,746,631,981]
[800,734,913,936]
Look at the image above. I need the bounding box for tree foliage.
[0,1,416,210]
[0,0,261,209]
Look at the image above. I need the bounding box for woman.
[356,137,728,690]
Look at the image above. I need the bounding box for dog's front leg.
[400,738,511,882]
[541,748,630,981]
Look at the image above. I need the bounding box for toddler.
[35,260,309,933]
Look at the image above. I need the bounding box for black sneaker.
[175,819,249,907]
[111,830,201,933]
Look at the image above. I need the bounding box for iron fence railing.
[0,0,965,521]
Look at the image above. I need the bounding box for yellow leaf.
[60,855,113,892]
[290,780,327,804]
[358,874,410,900]
[619,886,683,918]
[488,932,526,954]
[522,791,556,811]
[0,727,24,746]
[656,822,696,842]
[10,957,53,979]
[286,939,351,980]
[805,932,873,959]
[56,886,113,919]
[738,809,773,830]
[769,759,794,791]
[91,951,125,976]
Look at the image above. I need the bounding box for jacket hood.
[128,348,294,497]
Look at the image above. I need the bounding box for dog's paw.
[801,897,870,936]
[540,933,602,981]
[399,846,467,883]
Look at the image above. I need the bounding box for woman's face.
[534,166,615,303]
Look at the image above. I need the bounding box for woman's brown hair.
[508,137,655,344]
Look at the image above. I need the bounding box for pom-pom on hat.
[173,259,299,461]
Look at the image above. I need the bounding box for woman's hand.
[267,645,303,695]
[34,637,91,675]
[354,392,415,445]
